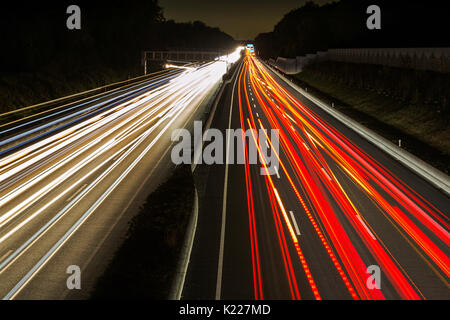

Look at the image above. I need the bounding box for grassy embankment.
[90,165,195,299]
[0,62,163,116]
[292,61,450,174]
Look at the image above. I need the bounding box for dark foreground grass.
[293,68,450,175]
[90,164,195,299]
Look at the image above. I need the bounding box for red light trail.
[235,53,449,300]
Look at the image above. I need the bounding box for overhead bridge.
[142,50,228,74]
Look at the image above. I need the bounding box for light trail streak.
[237,61,264,300]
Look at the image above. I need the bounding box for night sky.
[159,0,334,40]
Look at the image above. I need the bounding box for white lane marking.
[274,166,280,179]
[256,112,259,118]
[356,215,377,240]
[303,142,310,151]
[321,167,332,181]
[265,141,270,149]
[285,113,298,124]
[253,104,256,108]
[289,211,301,235]
[0,250,12,265]
[216,61,241,300]
[66,184,87,203]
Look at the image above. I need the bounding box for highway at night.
[1,0,449,312]
[0,47,448,300]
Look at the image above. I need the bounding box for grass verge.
[292,68,450,175]
[0,61,163,116]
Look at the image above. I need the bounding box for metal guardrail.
[0,69,170,119]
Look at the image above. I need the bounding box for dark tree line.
[0,1,235,75]
[255,0,449,59]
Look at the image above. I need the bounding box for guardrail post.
[144,52,148,75]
